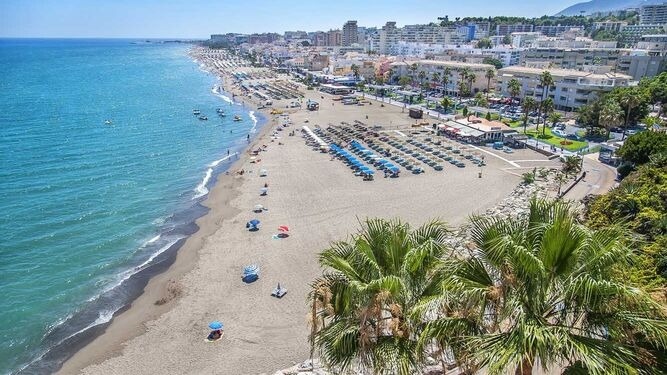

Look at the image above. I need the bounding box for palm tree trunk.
[622,106,631,140]
[515,358,533,375]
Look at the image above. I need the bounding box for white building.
[640,2,667,25]
[496,66,632,111]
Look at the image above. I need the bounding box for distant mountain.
[556,0,665,16]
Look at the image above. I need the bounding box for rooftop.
[497,66,632,80]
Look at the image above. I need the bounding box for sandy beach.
[58,47,611,375]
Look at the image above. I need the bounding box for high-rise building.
[379,22,400,55]
[326,29,342,46]
[342,20,359,46]
[640,2,667,25]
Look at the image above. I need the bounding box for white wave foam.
[208,153,235,168]
[211,86,234,104]
[249,111,258,133]
[193,168,213,199]
[148,234,161,244]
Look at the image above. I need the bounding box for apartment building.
[496,66,631,111]
[534,25,583,37]
[342,20,358,46]
[326,29,342,47]
[593,21,628,32]
[496,24,534,36]
[640,2,667,25]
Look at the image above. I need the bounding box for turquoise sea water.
[0,39,260,373]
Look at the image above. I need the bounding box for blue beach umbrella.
[248,219,260,226]
[209,321,223,330]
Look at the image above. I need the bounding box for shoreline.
[56,49,277,374]
[56,46,611,375]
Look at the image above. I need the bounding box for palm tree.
[538,71,555,134]
[308,218,450,375]
[619,91,641,140]
[459,68,471,97]
[548,112,562,129]
[485,68,495,102]
[418,70,427,93]
[351,64,360,81]
[541,98,554,136]
[522,97,536,134]
[418,199,667,375]
[431,72,441,90]
[409,63,418,89]
[440,97,453,114]
[600,99,624,140]
[561,155,582,177]
[467,71,476,97]
[508,78,521,108]
[441,67,452,95]
[398,75,411,89]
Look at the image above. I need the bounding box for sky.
[0,0,583,38]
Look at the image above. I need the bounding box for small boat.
[233,115,242,122]
[216,108,224,114]
[104,119,112,125]
[198,115,208,121]
[193,109,201,115]
[219,112,226,117]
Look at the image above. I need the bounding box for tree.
[485,111,492,121]
[475,92,488,108]
[485,68,495,102]
[476,38,492,49]
[616,130,667,166]
[482,57,503,69]
[440,97,453,114]
[409,63,418,88]
[459,68,471,97]
[431,72,441,90]
[418,70,427,93]
[351,64,360,81]
[467,71,476,96]
[538,71,555,134]
[398,75,411,89]
[440,67,452,95]
[619,89,642,140]
[462,106,469,117]
[599,99,624,140]
[548,112,562,129]
[541,97,554,136]
[502,34,512,45]
[308,218,450,375]
[561,155,582,177]
[522,97,537,134]
[508,78,521,107]
[418,199,667,375]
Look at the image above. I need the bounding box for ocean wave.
[208,153,235,168]
[17,309,119,374]
[249,111,258,133]
[211,86,234,104]
[192,168,213,199]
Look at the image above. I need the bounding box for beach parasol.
[209,321,224,330]
[254,204,264,212]
[278,225,289,232]
[249,219,260,226]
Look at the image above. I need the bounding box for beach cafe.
[319,84,353,95]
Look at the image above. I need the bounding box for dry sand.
[59,52,569,375]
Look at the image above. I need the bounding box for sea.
[0,39,262,374]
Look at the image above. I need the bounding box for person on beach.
[207,329,222,340]
[227,149,230,156]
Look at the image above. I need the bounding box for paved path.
[562,153,617,201]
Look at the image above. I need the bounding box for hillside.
[556,0,664,16]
